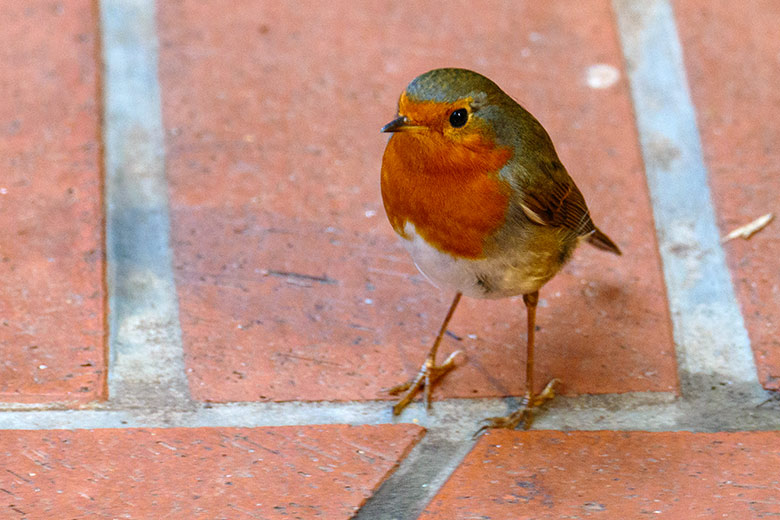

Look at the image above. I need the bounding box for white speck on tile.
[586,64,620,89]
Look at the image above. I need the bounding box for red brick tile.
[675,0,780,390]
[159,1,675,403]
[0,424,424,518]
[420,430,780,518]
[0,2,105,404]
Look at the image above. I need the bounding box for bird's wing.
[517,159,596,237]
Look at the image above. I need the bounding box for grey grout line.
[353,431,477,520]
[100,0,191,408]
[612,0,766,402]
[0,395,660,432]
[1,392,778,431]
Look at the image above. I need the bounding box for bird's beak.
[381,115,423,133]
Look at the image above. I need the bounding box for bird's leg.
[387,292,463,415]
[480,290,559,432]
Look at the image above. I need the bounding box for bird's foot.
[476,379,560,435]
[386,351,462,415]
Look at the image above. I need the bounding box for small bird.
[380,68,621,430]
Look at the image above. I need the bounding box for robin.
[380,68,621,430]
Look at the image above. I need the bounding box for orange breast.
[381,130,512,259]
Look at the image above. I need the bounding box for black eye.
[449,108,468,128]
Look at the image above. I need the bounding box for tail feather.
[586,227,622,255]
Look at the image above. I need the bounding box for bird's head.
[381,68,515,152]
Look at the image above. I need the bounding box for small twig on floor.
[445,330,462,341]
[721,213,774,243]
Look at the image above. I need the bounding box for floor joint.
[101,0,191,408]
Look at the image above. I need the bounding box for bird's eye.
[449,108,468,128]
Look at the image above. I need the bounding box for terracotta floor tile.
[675,0,780,390]
[0,1,105,404]
[0,424,424,518]
[159,0,675,403]
[421,430,780,518]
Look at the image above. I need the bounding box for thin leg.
[387,292,463,415]
[478,290,559,433]
[524,291,538,405]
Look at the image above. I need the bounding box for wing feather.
[518,160,595,237]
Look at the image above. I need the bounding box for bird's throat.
[380,131,512,259]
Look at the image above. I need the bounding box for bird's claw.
[474,379,560,437]
[385,350,462,415]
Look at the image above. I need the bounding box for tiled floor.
[0,424,424,517]
[420,430,780,518]
[0,1,105,405]
[0,0,778,518]
[159,0,675,403]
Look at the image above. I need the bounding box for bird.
[379,68,621,430]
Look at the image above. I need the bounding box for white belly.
[401,223,557,299]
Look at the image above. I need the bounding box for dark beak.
[381,115,425,133]
[381,116,409,133]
